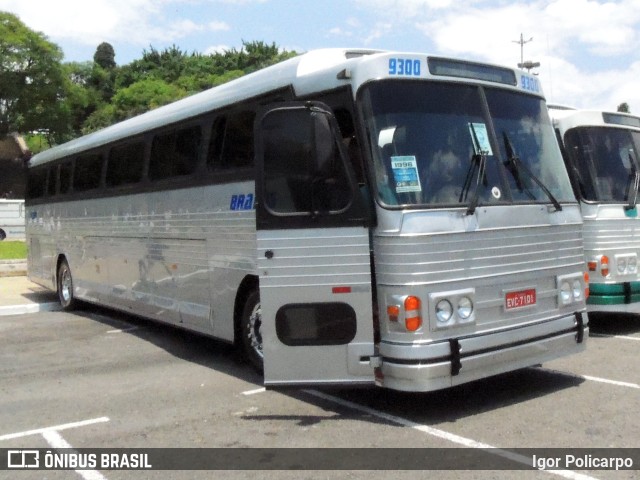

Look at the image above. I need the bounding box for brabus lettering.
[230,193,254,211]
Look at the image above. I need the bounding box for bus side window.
[59,161,73,195]
[46,165,57,197]
[207,110,256,171]
[150,126,201,180]
[106,142,145,187]
[74,154,103,192]
[27,168,48,200]
[206,117,226,170]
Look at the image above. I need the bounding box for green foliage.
[617,102,630,113]
[0,16,298,146]
[78,40,297,137]
[0,11,68,138]
[84,78,188,132]
[24,132,52,154]
[94,42,116,70]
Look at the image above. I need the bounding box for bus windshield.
[563,126,640,203]
[360,81,574,208]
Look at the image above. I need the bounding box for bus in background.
[550,106,640,313]
[0,199,25,241]
[26,49,588,392]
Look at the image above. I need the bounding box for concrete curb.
[0,302,60,316]
[0,260,27,277]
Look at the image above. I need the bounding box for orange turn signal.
[600,255,610,277]
[404,296,422,332]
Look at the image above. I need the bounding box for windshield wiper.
[460,152,487,215]
[503,132,562,212]
[459,124,489,215]
[625,152,640,211]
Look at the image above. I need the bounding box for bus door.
[255,102,375,387]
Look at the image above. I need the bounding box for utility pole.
[513,33,532,65]
[512,33,540,72]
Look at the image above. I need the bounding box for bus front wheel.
[241,290,263,373]
[57,259,77,310]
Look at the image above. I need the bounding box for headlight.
[629,257,638,273]
[618,258,627,274]
[572,280,582,301]
[457,297,473,320]
[435,299,453,324]
[560,281,572,304]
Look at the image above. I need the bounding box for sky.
[2,0,640,112]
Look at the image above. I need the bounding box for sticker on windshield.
[468,123,493,156]
[391,156,422,193]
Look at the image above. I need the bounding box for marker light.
[587,261,597,272]
[600,255,610,277]
[404,296,422,331]
[435,299,453,324]
[584,272,590,299]
[457,297,473,320]
[387,305,400,323]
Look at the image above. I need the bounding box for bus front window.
[563,127,640,203]
[360,81,575,208]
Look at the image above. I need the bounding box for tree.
[0,12,67,139]
[617,102,630,113]
[93,42,116,70]
[83,78,187,132]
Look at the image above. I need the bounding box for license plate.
[505,288,537,310]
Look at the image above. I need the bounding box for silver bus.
[550,106,640,313]
[0,199,25,241]
[26,49,588,391]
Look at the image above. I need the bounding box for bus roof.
[550,108,640,131]
[30,48,542,168]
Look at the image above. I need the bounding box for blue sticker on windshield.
[390,156,422,193]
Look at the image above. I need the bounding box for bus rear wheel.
[57,259,77,310]
[241,289,263,373]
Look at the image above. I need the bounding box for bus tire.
[241,289,263,373]
[0,229,5,241]
[57,259,77,310]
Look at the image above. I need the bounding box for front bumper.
[588,282,640,313]
[376,312,587,392]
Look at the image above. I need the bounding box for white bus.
[26,49,588,391]
[0,199,25,241]
[550,106,640,313]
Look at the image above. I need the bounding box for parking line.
[540,367,640,390]
[42,430,108,480]
[581,375,640,389]
[106,326,140,334]
[242,387,266,396]
[303,389,597,480]
[0,417,110,441]
[590,333,640,342]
